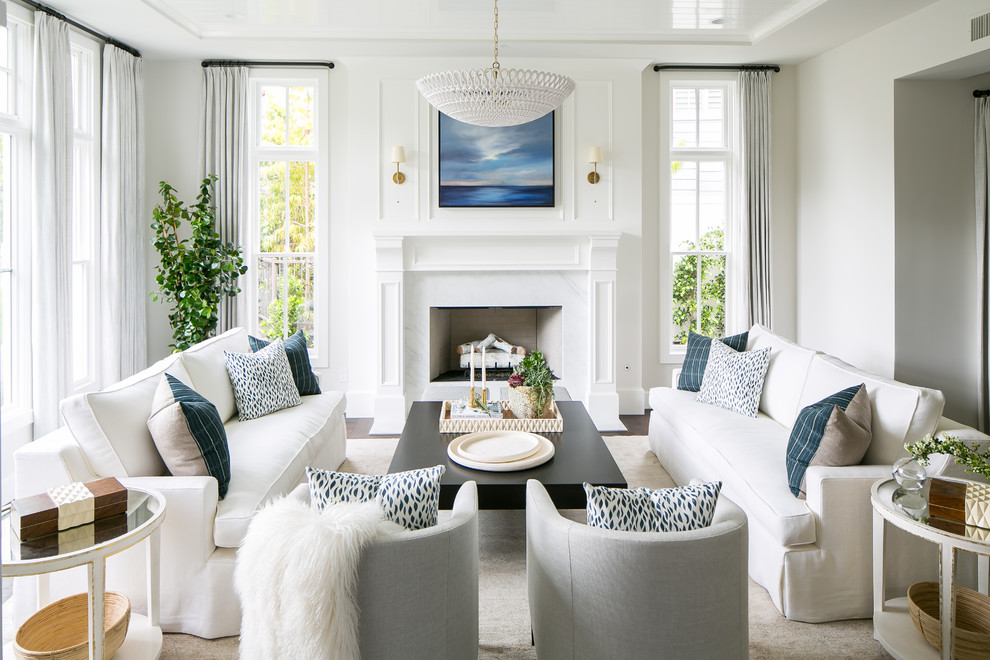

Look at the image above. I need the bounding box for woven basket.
[14,591,130,660]
[907,581,990,660]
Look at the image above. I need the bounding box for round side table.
[2,486,166,660]
[871,478,990,660]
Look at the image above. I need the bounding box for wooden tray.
[439,400,563,434]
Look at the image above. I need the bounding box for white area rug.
[2,435,890,659]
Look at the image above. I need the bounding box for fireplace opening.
[429,306,563,382]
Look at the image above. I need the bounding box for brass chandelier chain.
[492,0,500,74]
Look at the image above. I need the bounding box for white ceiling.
[37,0,939,64]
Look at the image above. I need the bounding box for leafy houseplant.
[905,434,990,481]
[151,176,248,352]
[507,350,554,419]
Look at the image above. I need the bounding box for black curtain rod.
[202,60,335,69]
[653,64,780,73]
[17,0,140,58]
[975,89,990,98]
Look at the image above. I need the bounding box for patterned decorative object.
[583,481,723,533]
[305,468,382,511]
[224,339,302,421]
[929,478,990,530]
[696,340,771,417]
[46,482,97,531]
[9,478,127,541]
[786,384,872,498]
[648,481,723,532]
[439,400,563,433]
[148,373,232,498]
[248,329,321,396]
[376,465,445,531]
[677,330,749,392]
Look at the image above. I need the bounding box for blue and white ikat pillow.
[584,481,722,533]
[305,468,382,510]
[224,338,302,421]
[305,465,445,531]
[696,338,771,417]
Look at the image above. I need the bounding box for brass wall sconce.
[391,146,406,184]
[588,146,602,184]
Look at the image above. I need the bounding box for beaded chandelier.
[416,0,575,128]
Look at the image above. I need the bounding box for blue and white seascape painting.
[438,112,555,208]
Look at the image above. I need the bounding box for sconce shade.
[391,146,406,164]
[588,146,602,164]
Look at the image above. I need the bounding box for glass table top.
[3,488,162,565]
[875,477,990,544]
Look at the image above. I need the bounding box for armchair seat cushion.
[215,390,345,548]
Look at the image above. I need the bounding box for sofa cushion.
[649,387,816,546]
[249,330,321,396]
[786,384,872,498]
[697,340,771,417]
[225,339,302,421]
[583,484,658,531]
[215,390,346,548]
[179,327,249,423]
[677,330,749,392]
[60,354,192,478]
[798,354,945,466]
[746,324,817,428]
[148,374,231,498]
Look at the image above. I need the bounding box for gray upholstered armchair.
[525,479,748,660]
[291,480,479,660]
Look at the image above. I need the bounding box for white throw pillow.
[224,339,302,421]
[696,340,771,417]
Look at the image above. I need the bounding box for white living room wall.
[796,0,990,379]
[142,56,659,418]
[893,72,990,427]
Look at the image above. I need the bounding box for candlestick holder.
[469,386,477,408]
[481,389,487,406]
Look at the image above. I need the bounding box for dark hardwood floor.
[346,412,650,438]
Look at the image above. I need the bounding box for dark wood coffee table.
[388,401,627,509]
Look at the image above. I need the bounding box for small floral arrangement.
[508,350,554,418]
[905,433,990,481]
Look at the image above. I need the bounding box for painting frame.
[437,111,556,208]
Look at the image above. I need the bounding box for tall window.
[69,36,100,391]
[0,15,31,412]
[663,80,736,354]
[248,70,328,362]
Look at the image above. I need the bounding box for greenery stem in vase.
[905,434,990,481]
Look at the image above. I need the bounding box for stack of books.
[449,399,504,419]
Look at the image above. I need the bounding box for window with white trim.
[661,79,737,357]
[69,35,101,392]
[248,69,329,364]
[0,14,31,412]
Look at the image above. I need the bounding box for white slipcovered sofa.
[649,323,990,623]
[12,327,347,638]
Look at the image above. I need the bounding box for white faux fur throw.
[234,497,403,660]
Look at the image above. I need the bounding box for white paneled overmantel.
[370,231,625,434]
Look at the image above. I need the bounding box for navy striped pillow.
[249,329,321,396]
[677,330,749,392]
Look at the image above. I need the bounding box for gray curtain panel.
[101,45,147,383]
[740,69,773,329]
[31,13,73,436]
[202,66,248,333]
[977,96,990,432]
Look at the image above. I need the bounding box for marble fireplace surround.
[372,232,623,434]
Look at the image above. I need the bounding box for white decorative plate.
[456,431,541,463]
[447,432,555,472]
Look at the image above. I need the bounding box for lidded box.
[10,477,127,541]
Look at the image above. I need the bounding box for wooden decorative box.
[929,478,990,530]
[10,477,128,541]
[439,400,563,434]
[15,513,130,560]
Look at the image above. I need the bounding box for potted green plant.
[507,350,554,419]
[151,176,248,352]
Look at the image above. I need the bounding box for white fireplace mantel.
[371,232,624,434]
